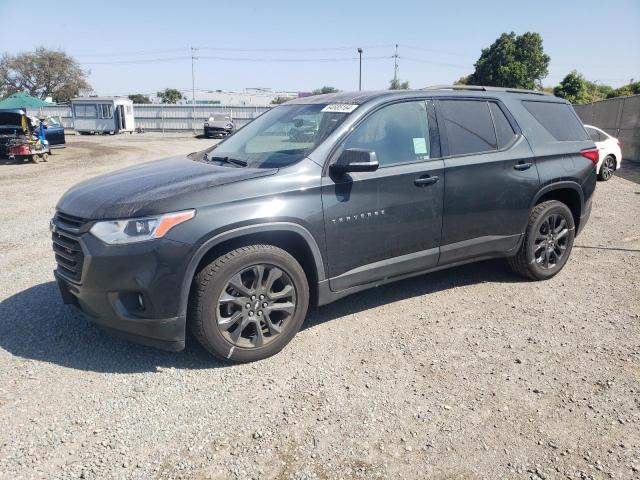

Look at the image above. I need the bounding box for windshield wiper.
[208,155,248,167]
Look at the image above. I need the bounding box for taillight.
[580,148,599,166]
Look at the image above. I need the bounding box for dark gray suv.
[52,86,597,362]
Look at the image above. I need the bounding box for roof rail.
[420,85,549,96]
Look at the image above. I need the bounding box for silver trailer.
[71,97,135,134]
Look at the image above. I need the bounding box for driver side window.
[343,101,430,167]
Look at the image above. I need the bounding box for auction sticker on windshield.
[321,104,359,113]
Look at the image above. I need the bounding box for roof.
[0,92,51,109]
[286,86,559,106]
[71,96,132,102]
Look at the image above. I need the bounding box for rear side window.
[489,102,517,149]
[523,101,589,141]
[438,100,497,156]
[585,127,604,142]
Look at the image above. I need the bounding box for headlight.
[89,210,195,245]
[204,122,209,127]
[225,123,233,129]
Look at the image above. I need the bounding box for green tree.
[311,86,339,95]
[389,79,410,90]
[128,93,151,104]
[0,47,91,102]
[606,81,640,99]
[583,81,613,103]
[553,70,587,104]
[157,88,183,104]
[271,96,291,104]
[468,32,550,89]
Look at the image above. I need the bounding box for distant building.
[175,88,299,106]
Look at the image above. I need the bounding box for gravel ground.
[0,134,639,480]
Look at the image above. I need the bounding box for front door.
[322,100,444,291]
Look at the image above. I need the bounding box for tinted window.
[523,101,589,141]
[585,127,599,142]
[438,100,497,156]
[343,101,430,166]
[489,102,517,149]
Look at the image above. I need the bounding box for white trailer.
[71,97,135,134]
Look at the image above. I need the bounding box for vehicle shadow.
[0,259,520,374]
[304,258,521,330]
[616,159,640,185]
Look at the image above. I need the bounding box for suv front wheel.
[189,244,309,362]
[508,200,576,280]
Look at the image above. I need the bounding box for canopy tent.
[0,92,52,109]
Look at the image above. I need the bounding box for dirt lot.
[0,134,638,480]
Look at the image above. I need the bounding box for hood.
[0,110,28,130]
[56,156,277,219]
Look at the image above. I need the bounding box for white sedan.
[584,125,623,181]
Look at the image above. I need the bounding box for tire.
[598,155,615,181]
[188,244,309,363]
[508,200,575,281]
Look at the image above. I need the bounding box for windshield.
[203,104,351,168]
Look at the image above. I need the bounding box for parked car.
[584,125,622,181]
[52,86,597,362]
[34,115,66,148]
[204,114,235,138]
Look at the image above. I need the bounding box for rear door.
[322,99,444,291]
[436,98,539,264]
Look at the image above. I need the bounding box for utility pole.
[393,44,399,84]
[191,47,197,131]
[357,48,363,91]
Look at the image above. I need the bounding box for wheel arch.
[179,223,326,316]
[531,182,584,232]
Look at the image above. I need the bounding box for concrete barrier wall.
[574,95,640,161]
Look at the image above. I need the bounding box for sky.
[1,0,639,97]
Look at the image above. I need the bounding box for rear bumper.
[577,194,592,236]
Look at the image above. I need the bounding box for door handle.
[514,162,533,171]
[414,175,439,186]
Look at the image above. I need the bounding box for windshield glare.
[206,104,351,168]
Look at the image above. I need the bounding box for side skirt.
[317,234,522,307]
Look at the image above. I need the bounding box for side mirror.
[330,149,379,175]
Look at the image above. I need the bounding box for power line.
[400,56,470,69]
[81,55,393,65]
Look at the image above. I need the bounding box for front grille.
[52,211,87,283]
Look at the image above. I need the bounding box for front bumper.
[204,126,233,137]
[53,224,194,351]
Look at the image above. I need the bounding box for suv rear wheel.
[188,244,309,362]
[508,200,575,280]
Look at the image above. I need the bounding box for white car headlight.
[90,210,195,245]
[225,123,233,129]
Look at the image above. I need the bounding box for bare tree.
[0,47,91,102]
